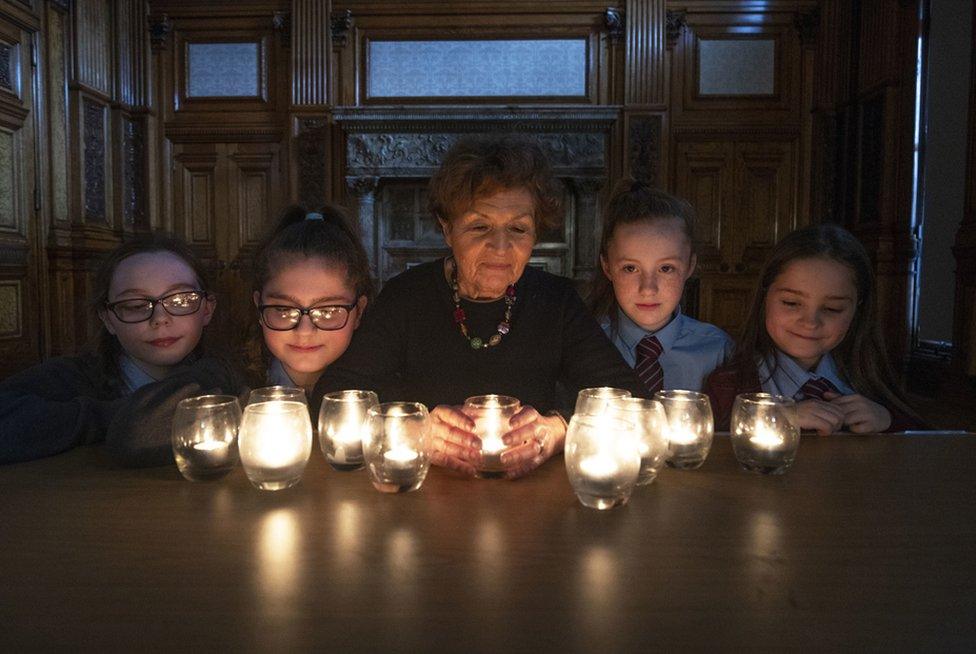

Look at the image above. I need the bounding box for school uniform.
[0,353,246,466]
[602,307,733,394]
[703,350,922,432]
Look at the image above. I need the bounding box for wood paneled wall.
[0,0,962,382]
[953,12,976,375]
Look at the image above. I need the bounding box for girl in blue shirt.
[588,180,732,394]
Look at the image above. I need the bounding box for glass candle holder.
[463,394,520,478]
[363,402,431,494]
[564,414,642,510]
[248,385,307,405]
[574,387,632,416]
[239,400,313,491]
[608,397,668,486]
[318,390,379,471]
[171,394,241,481]
[654,390,714,470]
[731,393,800,475]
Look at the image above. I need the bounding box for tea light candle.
[564,414,641,510]
[364,402,431,494]
[731,393,800,475]
[191,439,231,466]
[384,445,419,468]
[463,394,519,477]
[239,400,313,491]
[655,390,714,470]
[330,422,364,464]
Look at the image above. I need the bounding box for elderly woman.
[314,136,643,477]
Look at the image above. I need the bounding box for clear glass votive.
[608,397,668,486]
[239,400,313,491]
[247,385,307,405]
[564,414,641,510]
[363,402,431,494]
[654,390,714,470]
[463,394,520,478]
[574,387,632,416]
[171,394,242,481]
[731,393,800,475]
[318,390,379,471]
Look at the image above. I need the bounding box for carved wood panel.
[733,140,795,269]
[0,18,40,376]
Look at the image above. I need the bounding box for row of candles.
[171,386,801,509]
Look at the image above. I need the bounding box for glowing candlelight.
[318,390,378,471]
[364,402,431,494]
[579,453,619,481]
[731,393,800,475]
[655,390,714,470]
[565,414,641,510]
[384,445,419,468]
[171,395,241,482]
[239,400,313,491]
[463,395,520,477]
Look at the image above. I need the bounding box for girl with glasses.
[0,234,244,465]
[244,204,373,397]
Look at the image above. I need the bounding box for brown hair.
[243,203,374,380]
[427,135,563,233]
[587,179,696,332]
[89,234,212,390]
[731,223,917,419]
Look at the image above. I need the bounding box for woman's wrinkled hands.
[499,406,567,479]
[430,405,482,476]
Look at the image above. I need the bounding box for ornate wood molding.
[122,118,147,228]
[665,10,686,49]
[297,118,327,209]
[273,11,290,49]
[0,43,10,92]
[148,14,172,52]
[628,114,662,186]
[82,100,106,222]
[49,0,71,13]
[605,8,625,44]
[331,10,353,50]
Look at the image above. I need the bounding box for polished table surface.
[1,433,974,651]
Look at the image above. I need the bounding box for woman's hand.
[499,406,567,479]
[796,398,846,435]
[824,392,892,433]
[429,405,482,476]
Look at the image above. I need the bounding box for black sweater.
[0,354,247,466]
[314,259,645,413]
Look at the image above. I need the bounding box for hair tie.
[305,212,324,221]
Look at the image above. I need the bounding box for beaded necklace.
[449,258,516,350]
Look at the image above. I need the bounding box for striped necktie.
[635,334,664,396]
[799,377,840,401]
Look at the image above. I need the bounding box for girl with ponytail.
[245,204,373,395]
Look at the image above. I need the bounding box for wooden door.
[676,138,796,337]
[172,141,282,353]
[0,22,40,377]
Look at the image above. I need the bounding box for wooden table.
[1,433,974,651]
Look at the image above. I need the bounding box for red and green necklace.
[450,258,515,350]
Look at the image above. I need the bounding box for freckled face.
[601,218,696,332]
[100,251,214,379]
[764,258,858,370]
[255,257,366,389]
[440,187,538,301]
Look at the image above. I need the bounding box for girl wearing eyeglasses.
[245,204,373,396]
[0,234,244,465]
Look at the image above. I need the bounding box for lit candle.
[748,422,786,450]
[239,400,312,491]
[730,393,799,475]
[384,445,419,468]
[364,402,431,494]
[565,414,641,510]
[579,453,619,482]
[190,439,231,467]
[480,398,506,465]
[330,422,364,464]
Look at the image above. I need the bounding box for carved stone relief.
[83,99,106,222]
[123,118,147,227]
[297,118,327,209]
[346,132,606,175]
[629,115,662,187]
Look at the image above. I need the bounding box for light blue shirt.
[118,355,159,394]
[268,358,298,387]
[757,349,855,400]
[602,308,733,392]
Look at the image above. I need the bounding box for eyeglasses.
[105,290,208,323]
[258,301,359,331]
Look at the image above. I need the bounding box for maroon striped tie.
[635,334,664,396]
[799,377,840,400]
